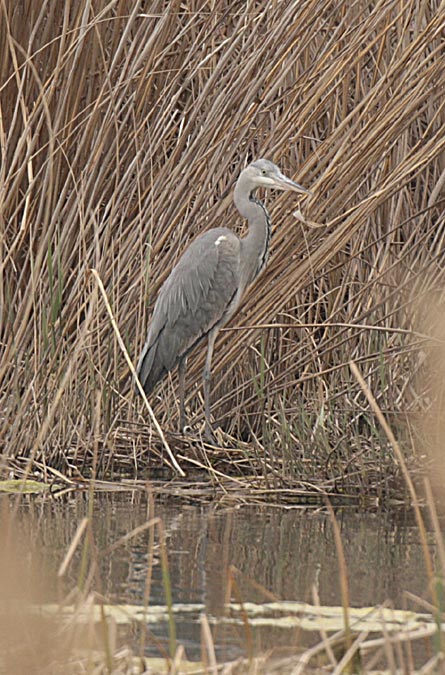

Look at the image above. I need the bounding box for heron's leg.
[203,330,218,441]
[178,356,187,432]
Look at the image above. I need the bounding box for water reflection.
[10,492,429,660]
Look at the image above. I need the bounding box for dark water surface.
[11,491,430,660]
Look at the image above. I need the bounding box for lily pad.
[0,479,50,494]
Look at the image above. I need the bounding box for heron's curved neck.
[234,180,271,288]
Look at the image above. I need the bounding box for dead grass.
[1,0,445,488]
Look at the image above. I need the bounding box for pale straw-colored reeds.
[1,0,444,485]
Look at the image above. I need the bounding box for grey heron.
[136,158,311,440]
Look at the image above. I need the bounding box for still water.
[10,491,430,660]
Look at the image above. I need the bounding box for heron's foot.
[179,424,216,446]
[178,416,218,445]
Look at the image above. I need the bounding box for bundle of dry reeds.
[1,0,444,485]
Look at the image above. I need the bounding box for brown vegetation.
[1,0,444,488]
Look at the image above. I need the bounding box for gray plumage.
[136,158,311,440]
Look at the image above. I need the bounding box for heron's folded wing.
[140,229,241,376]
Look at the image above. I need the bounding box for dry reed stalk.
[0,0,444,486]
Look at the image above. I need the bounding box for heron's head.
[246,158,311,196]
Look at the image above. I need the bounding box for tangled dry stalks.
[1,0,444,488]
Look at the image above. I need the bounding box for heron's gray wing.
[136,228,241,394]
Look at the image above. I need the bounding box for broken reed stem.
[90,268,185,477]
[325,500,352,663]
[157,518,176,660]
[349,361,436,600]
[200,613,218,675]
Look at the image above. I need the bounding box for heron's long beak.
[275,172,312,196]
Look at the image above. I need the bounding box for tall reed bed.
[1,0,444,485]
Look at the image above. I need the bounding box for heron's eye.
[261,169,267,175]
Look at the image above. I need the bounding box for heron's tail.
[135,339,167,396]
